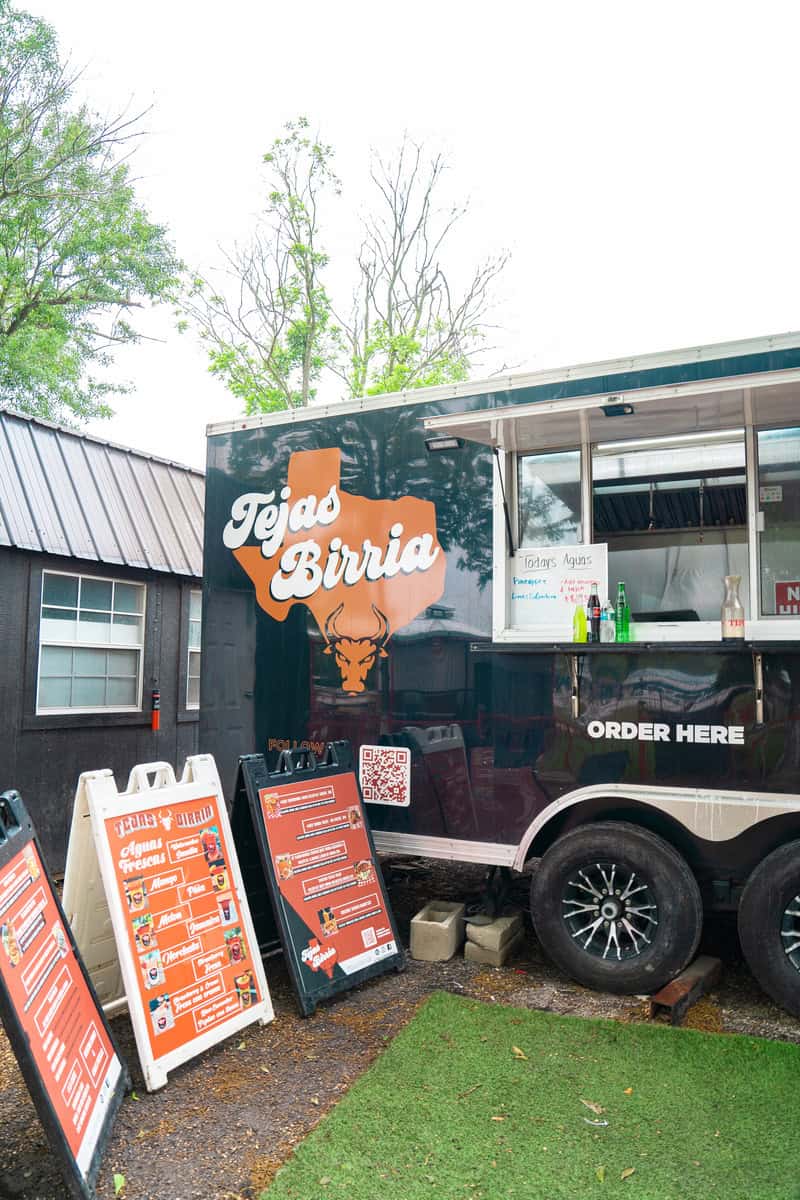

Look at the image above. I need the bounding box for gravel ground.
[1,859,799,1200]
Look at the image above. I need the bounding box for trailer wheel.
[530,821,702,995]
[738,840,800,1018]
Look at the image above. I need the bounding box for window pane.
[188,650,201,679]
[593,433,749,621]
[42,606,76,624]
[72,677,107,707]
[78,611,111,644]
[108,648,138,676]
[74,647,108,676]
[518,451,581,547]
[39,677,71,708]
[187,676,200,707]
[41,612,77,642]
[42,574,78,607]
[189,590,202,621]
[80,578,113,611]
[40,646,73,676]
[107,677,137,706]
[114,582,143,614]
[111,615,143,645]
[758,427,800,616]
[188,621,201,650]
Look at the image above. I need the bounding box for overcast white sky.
[24,1,800,469]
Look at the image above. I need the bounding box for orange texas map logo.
[223,447,446,694]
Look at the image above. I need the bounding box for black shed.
[0,408,205,871]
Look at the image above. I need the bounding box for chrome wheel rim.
[780,893,800,972]
[561,860,659,961]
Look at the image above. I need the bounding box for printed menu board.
[237,750,403,1016]
[0,793,125,1200]
[101,792,266,1069]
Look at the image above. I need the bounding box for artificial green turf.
[262,991,800,1200]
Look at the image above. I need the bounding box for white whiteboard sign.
[509,543,608,635]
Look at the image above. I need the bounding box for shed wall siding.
[0,546,200,872]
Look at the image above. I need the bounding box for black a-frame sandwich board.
[233,741,404,1016]
[0,790,128,1200]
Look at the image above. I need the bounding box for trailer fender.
[512,781,800,871]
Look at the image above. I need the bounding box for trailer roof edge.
[205,330,800,437]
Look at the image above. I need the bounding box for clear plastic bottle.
[600,603,616,642]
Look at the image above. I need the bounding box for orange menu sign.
[103,793,262,1061]
[259,772,397,987]
[0,842,122,1178]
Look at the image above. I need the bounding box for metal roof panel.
[125,456,189,575]
[0,418,41,551]
[3,418,71,557]
[30,426,97,560]
[57,437,123,565]
[0,409,204,577]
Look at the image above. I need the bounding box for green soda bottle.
[615,582,630,643]
[573,604,587,642]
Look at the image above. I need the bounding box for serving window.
[591,432,749,624]
[424,365,800,642]
[757,427,800,616]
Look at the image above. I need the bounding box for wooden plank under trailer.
[648,956,722,1026]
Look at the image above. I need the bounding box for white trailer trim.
[511,783,800,871]
[372,830,517,867]
[206,330,800,436]
[422,366,800,445]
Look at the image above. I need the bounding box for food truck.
[202,331,800,1015]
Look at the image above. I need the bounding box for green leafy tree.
[0,2,181,423]
[184,122,508,412]
[183,118,339,414]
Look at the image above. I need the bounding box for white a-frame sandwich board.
[64,755,273,1091]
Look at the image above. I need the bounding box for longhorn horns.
[323,603,391,654]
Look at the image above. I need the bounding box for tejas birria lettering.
[223,447,446,693]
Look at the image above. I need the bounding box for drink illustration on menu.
[105,802,262,1058]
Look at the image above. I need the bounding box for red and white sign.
[259,772,397,979]
[0,843,122,1176]
[776,581,800,616]
[79,757,273,1090]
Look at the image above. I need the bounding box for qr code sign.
[359,744,411,807]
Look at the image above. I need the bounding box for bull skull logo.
[323,603,390,694]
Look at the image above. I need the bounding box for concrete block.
[465,910,523,952]
[410,901,465,961]
[464,928,525,967]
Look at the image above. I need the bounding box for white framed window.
[756,426,800,616]
[187,588,202,709]
[37,571,145,713]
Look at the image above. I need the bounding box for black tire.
[530,821,703,994]
[738,840,800,1018]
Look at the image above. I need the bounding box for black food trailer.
[201,332,800,1016]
